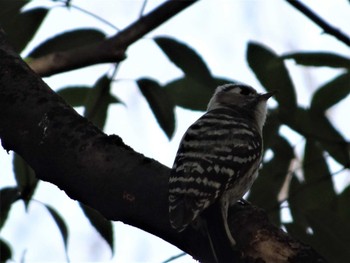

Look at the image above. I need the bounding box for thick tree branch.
[28,0,198,77]
[0,30,327,263]
[286,0,350,47]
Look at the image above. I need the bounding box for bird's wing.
[169,109,262,231]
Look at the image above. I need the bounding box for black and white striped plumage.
[169,83,274,244]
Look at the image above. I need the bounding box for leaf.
[302,139,336,209]
[311,72,350,112]
[80,203,114,254]
[137,78,175,139]
[335,185,350,222]
[164,76,234,111]
[0,187,20,230]
[28,29,106,58]
[247,42,297,122]
[262,109,280,149]
[287,108,349,168]
[0,0,27,33]
[305,209,350,262]
[57,86,91,107]
[282,52,350,68]
[0,0,27,18]
[1,8,48,53]
[289,140,337,227]
[155,37,214,85]
[285,210,350,263]
[44,204,69,258]
[13,153,39,209]
[0,239,12,262]
[288,175,307,227]
[284,222,312,244]
[84,75,120,130]
[308,113,349,167]
[248,135,294,225]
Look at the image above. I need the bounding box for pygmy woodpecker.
[169,83,274,247]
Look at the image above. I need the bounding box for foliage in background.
[0,0,349,262]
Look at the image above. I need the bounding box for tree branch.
[28,0,198,77]
[286,0,350,47]
[0,30,327,263]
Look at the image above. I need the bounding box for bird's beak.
[260,90,277,101]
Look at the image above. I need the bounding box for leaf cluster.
[137,38,350,262]
[0,1,349,262]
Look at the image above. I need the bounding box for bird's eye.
[239,87,255,95]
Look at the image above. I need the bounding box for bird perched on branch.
[169,83,274,260]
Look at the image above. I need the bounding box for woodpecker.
[169,83,274,249]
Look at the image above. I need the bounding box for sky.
[1,0,350,262]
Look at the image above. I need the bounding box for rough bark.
[0,29,327,262]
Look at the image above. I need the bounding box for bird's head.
[207,83,275,130]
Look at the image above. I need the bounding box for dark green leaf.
[0,0,27,19]
[262,109,280,149]
[289,175,307,227]
[164,77,213,111]
[80,203,114,254]
[44,204,69,257]
[0,0,28,35]
[84,75,120,129]
[247,42,297,121]
[248,135,294,225]
[164,77,234,111]
[336,186,350,221]
[0,187,20,230]
[13,153,39,209]
[308,114,349,167]
[28,29,106,58]
[284,222,311,244]
[289,140,337,226]
[0,239,12,262]
[287,108,349,168]
[305,209,350,262]
[1,8,48,53]
[282,52,350,68]
[302,140,336,209]
[285,107,309,133]
[311,72,350,112]
[155,37,214,85]
[57,86,91,107]
[137,78,175,139]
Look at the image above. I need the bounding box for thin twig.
[29,0,198,77]
[162,252,186,263]
[286,0,350,47]
[139,0,148,18]
[67,3,120,31]
[53,0,119,30]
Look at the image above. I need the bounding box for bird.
[168,83,274,254]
